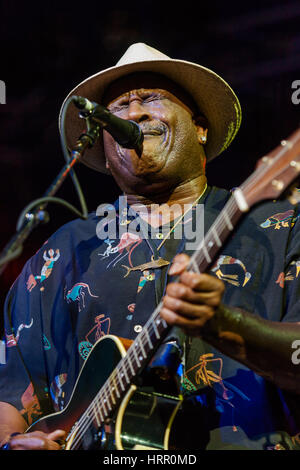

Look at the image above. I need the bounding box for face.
[102,73,207,195]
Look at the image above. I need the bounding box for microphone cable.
[16,96,90,233]
[1,98,91,269]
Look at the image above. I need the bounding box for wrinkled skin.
[161,253,225,336]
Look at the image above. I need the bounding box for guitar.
[27,129,300,450]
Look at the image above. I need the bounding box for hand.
[4,429,66,450]
[160,253,225,336]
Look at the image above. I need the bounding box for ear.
[192,116,207,171]
[194,121,208,146]
[105,159,110,169]
[196,126,208,146]
[193,115,208,145]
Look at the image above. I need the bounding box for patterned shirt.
[1,186,300,450]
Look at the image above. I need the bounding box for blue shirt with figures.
[1,186,300,450]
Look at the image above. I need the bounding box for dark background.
[0,0,300,332]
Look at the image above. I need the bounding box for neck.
[125,175,207,227]
[126,174,207,207]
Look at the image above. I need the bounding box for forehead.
[102,72,199,114]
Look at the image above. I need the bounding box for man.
[0,43,300,450]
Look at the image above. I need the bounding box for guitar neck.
[187,192,244,274]
[91,306,171,416]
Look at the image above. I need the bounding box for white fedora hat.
[59,42,242,174]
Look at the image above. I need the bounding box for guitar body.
[27,335,182,450]
[115,385,182,450]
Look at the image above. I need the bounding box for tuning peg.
[290,160,300,172]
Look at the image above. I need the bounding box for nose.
[127,99,150,123]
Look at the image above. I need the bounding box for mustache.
[139,121,166,135]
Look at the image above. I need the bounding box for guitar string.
[67,154,287,447]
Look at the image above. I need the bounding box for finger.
[165,279,224,308]
[47,429,66,449]
[163,295,214,320]
[47,429,66,441]
[10,434,48,450]
[168,253,190,276]
[45,437,64,450]
[179,271,225,294]
[165,283,222,308]
[10,431,63,450]
[160,307,210,336]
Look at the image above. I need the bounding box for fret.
[138,336,147,359]
[104,386,112,411]
[109,374,120,399]
[92,400,101,428]
[92,398,101,427]
[155,315,168,330]
[109,385,116,405]
[116,369,126,391]
[153,316,162,340]
[144,328,153,349]
[190,257,200,273]
[126,353,136,376]
[202,243,212,263]
[212,227,222,247]
[92,398,104,423]
[223,209,233,230]
[120,362,130,384]
[98,402,105,422]
[152,318,161,339]
[101,394,108,416]
[207,239,214,248]
[113,386,120,399]
[233,188,249,212]
[132,343,141,368]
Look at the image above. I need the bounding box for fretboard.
[188,193,243,274]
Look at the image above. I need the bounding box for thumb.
[168,253,190,275]
[47,429,66,441]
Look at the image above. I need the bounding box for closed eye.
[108,100,129,112]
[107,92,166,112]
[142,92,165,103]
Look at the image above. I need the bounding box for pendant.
[121,256,170,278]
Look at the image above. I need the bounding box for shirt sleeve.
[281,204,300,322]
[0,243,62,426]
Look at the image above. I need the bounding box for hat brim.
[59,58,242,174]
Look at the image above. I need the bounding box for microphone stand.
[0,119,100,275]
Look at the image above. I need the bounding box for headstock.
[241,131,300,208]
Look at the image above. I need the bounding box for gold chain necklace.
[121,183,208,277]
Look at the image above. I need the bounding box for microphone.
[72,96,144,152]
